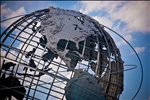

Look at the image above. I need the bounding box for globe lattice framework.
[0,7,124,100]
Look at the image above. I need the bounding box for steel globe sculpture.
[0,6,142,100]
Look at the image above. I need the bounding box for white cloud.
[1,3,11,16]
[78,1,150,33]
[1,3,26,28]
[79,1,102,14]
[116,34,133,46]
[112,1,150,33]
[134,47,145,54]
[79,1,124,15]
[93,16,113,28]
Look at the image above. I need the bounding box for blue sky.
[1,1,150,100]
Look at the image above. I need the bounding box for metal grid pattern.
[0,7,124,100]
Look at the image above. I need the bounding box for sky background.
[1,1,150,100]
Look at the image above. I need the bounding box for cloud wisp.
[1,3,26,28]
[78,1,150,34]
[134,47,145,54]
